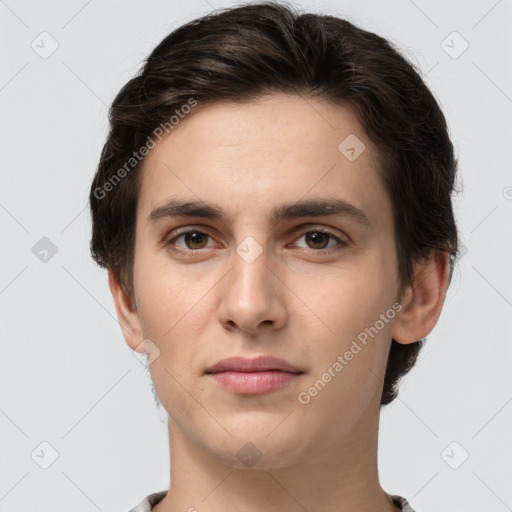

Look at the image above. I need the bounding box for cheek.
[133,249,215,379]
[309,259,394,335]
[299,255,397,391]
[134,246,190,330]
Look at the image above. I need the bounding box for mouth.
[204,355,304,395]
[205,370,303,395]
[205,355,303,374]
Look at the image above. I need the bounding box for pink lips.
[205,356,303,395]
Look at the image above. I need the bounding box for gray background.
[1,0,511,511]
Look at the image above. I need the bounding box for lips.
[205,355,303,374]
[205,356,304,395]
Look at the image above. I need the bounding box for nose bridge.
[231,235,274,301]
[219,234,286,332]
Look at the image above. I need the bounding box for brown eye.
[169,230,213,251]
[304,231,331,249]
[293,229,348,253]
[183,231,209,249]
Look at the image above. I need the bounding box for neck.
[153,398,399,512]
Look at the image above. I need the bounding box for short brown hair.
[89,1,460,405]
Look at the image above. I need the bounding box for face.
[128,94,402,469]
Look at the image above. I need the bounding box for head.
[89,1,459,466]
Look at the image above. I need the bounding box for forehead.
[146,94,377,162]
[137,94,388,228]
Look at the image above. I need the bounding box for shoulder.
[392,494,418,512]
[127,490,168,512]
[128,491,415,512]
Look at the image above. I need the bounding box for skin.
[109,94,450,512]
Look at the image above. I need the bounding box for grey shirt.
[128,491,417,511]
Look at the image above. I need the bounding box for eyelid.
[289,224,349,243]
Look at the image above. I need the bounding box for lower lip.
[207,371,301,394]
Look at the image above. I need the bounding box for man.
[89,2,459,511]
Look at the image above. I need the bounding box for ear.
[108,269,145,353]
[392,250,451,344]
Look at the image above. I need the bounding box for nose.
[217,244,288,335]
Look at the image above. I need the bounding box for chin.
[209,429,308,471]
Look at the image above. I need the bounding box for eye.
[292,229,348,252]
[165,227,349,255]
[167,230,215,252]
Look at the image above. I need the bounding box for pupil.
[187,232,206,248]
[308,232,328,248]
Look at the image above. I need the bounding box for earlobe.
[108,269,145,353]
[391,250,451,345]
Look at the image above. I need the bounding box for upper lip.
[205,356,303,374]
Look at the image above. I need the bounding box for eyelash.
[165,227,349,256]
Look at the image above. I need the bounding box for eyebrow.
[148,198,372,228]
